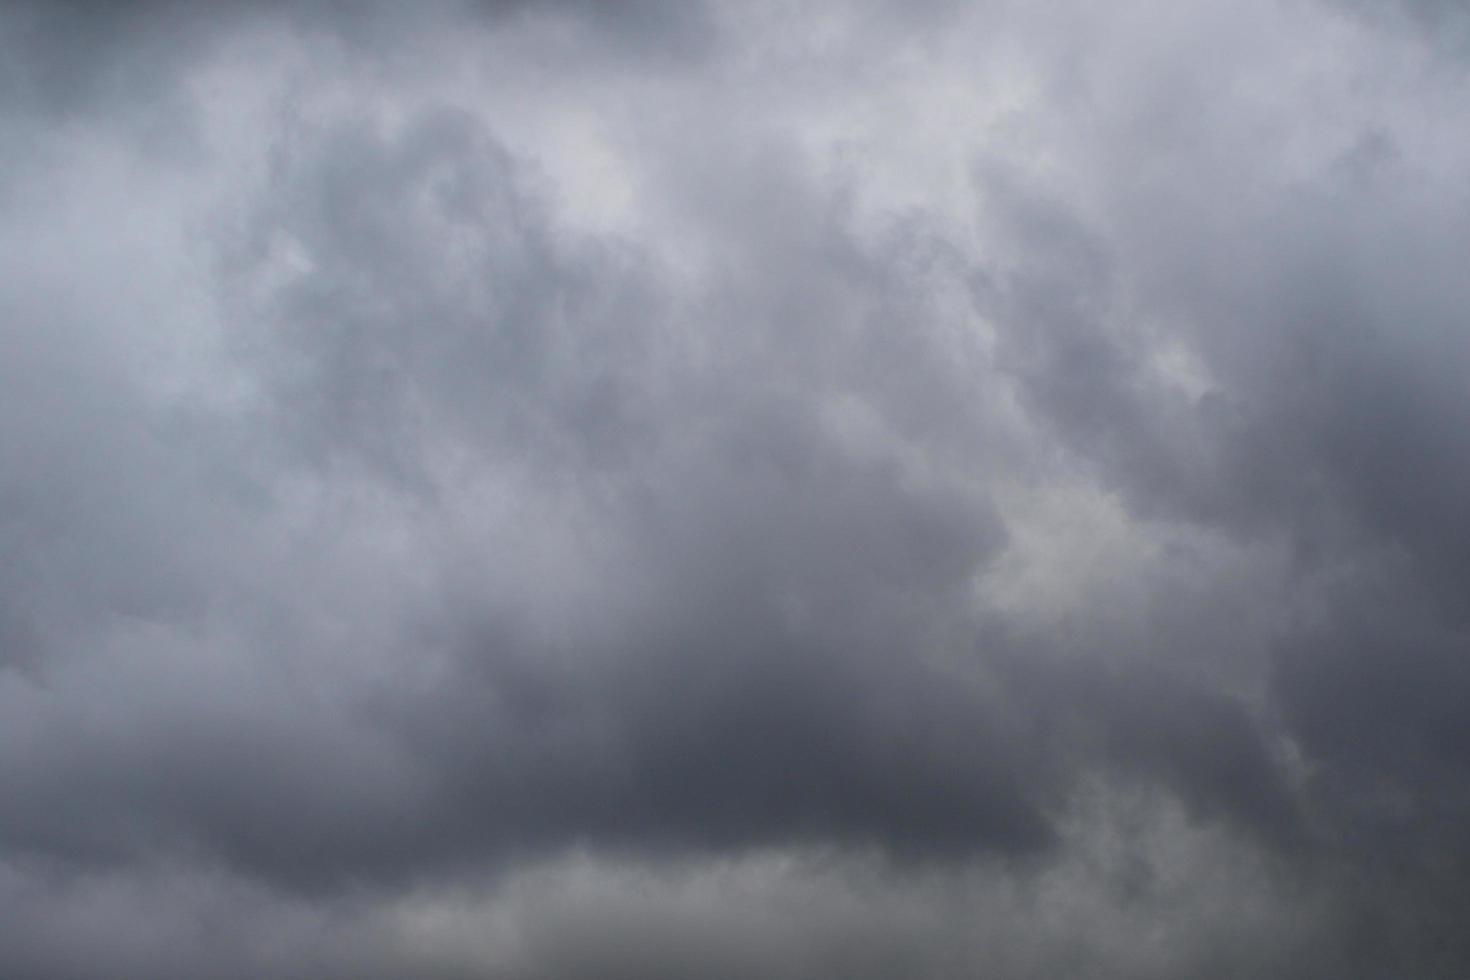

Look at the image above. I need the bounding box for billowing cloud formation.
[3,0,1470,975]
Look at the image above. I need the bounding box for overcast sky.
[3,0,1470,976]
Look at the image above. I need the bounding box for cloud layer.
[3,0,1470,975]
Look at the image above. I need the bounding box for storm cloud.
[3,0,1470,976]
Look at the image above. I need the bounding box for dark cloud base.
[3,0,1470,976]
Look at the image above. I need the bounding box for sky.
[3,0,1470,976]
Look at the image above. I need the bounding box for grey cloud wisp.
[3,0,1470,976]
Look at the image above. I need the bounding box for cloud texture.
[3,0,1470,975]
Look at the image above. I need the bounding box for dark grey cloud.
[957,5,1470,967]
[4,101,1050,891]
[4,0,1470,976]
